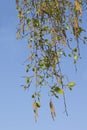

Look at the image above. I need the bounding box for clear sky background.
[0,0,87,130]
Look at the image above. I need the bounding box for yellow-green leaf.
[74,55,78,60]
[36,102,41,108]
[54,87,64,94]
[67,82,76,87]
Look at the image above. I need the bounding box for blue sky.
[0,0,87,130]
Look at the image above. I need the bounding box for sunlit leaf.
[67,82,76,87]
[36,102,41,108]
[74,55,78,61]
[53,87,64,94]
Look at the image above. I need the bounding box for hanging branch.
[16,0,87,121]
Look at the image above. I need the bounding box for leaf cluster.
[16,0,87,121]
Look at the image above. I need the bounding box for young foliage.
[16,0,87,121]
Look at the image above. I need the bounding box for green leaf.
[74,55,78,60]
[73,48,77,52]
[74,55,78,64]
[26,68,29,73]
[37,93,41,97]
[26,77,30,83]
[23,85,29,90]
[67,82,76,91]
[67,82,76,87]
[78,27,85,35]
[36,102,40,108]
[32,94,35,98]
[68,87,73,91]
[54,87,64,94]
[27,64,31,67]
[32,68,35,71]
